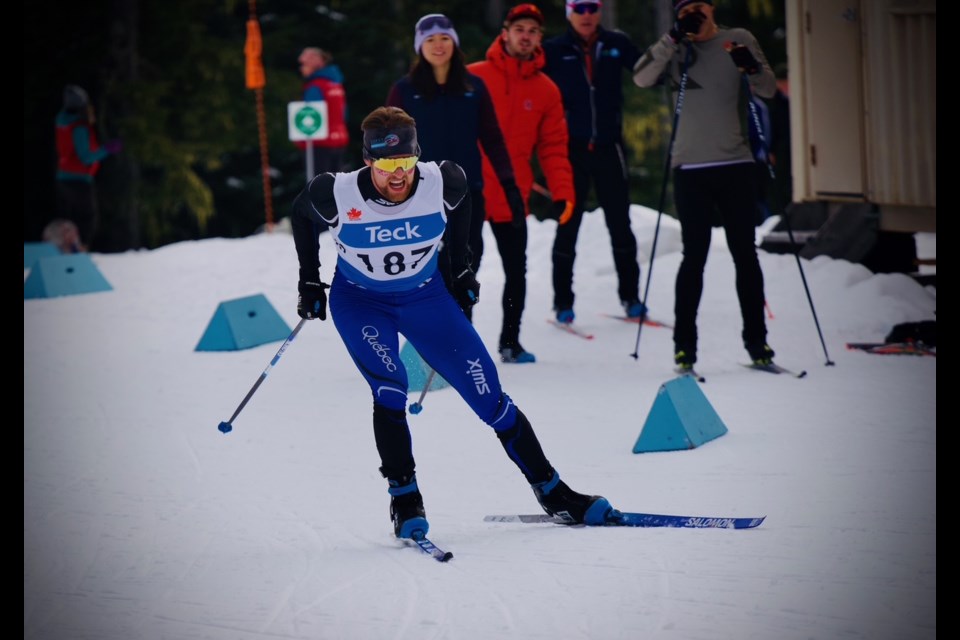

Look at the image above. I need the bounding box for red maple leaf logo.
[347,207,362,221]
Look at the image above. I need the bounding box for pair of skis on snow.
[407,510,766,562]
[675,361,808,383]
[547,313,672,341]
[550,314,807,381]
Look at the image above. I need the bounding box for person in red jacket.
[54,84,121,251]
[296,47,350,177]
[468,3,576,364]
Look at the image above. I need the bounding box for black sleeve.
[474,78,516,188]
[292,172,338,281]
[438,160,471,288]
[617,30,643,71]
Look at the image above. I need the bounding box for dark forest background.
[25,0,786,252]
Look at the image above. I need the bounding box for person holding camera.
[633,0,778,370]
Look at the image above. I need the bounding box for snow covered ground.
[24,207,936,639]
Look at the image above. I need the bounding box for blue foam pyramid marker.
[633,376,728,453]
[400,341,450,393]
[24,242,61,269]
[196,294,291,351]
[24,253,112,298]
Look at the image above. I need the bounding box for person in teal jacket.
[54,85,121,250]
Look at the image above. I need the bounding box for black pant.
[468,188,486,275]
[55,180,98,249]
[551,140,640,310]
[672,163,768,355]
[469,188,529,348]
[488,220,528,348]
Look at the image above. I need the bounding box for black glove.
[452,268,480,311]
[503,181,527,228]
[297,280,329,320]
[671,10,706,42]
[726,42,761,75]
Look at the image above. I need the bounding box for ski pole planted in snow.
[632,44,692,360]
[218,318,307,433]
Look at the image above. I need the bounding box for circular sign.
[294,106,323,136]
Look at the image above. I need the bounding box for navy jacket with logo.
[542,26,641,146]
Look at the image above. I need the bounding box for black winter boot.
[387,474,428,539]
[532,470,613,525]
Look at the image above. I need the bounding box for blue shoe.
[388,476,428,539]
[555,308,575,324]
[622,299,648,318]
[499,345,537,364]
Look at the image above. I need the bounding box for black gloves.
[297,280,329,320]
[503,181,527,228]
[726,42,761,75]
[452,268,480,311]
[670,10,706,42]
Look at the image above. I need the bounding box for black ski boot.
[532,470,614,525]
[388,475,428,539]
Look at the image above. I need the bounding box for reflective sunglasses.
[506,3,544,24]
[571,2,601,15]
[372,156,418,173]
[416,15,453,34]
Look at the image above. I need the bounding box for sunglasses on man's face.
[417,15,453,33]
[372,156,418,173]
[572,3,601,15]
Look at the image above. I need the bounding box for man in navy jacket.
[542,0,644,324]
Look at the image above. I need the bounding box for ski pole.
[632,44,693,360]
[740,72,833,366]
[409,368,436,415]
[218,318,307,433]
[782,210,835,366]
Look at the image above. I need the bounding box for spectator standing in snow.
[542,0,645,325]
[764,63,793,217]
[297,47,350,177]
[54,84,121,251]
[633,0,778,370]
[386,13,525,321]
[468,3,576,363]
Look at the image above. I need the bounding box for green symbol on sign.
[295,107,323,135]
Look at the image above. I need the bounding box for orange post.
[245,2,274,231]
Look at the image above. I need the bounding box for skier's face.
[366,157,418,202]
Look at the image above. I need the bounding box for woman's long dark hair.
[409,47,474,100]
